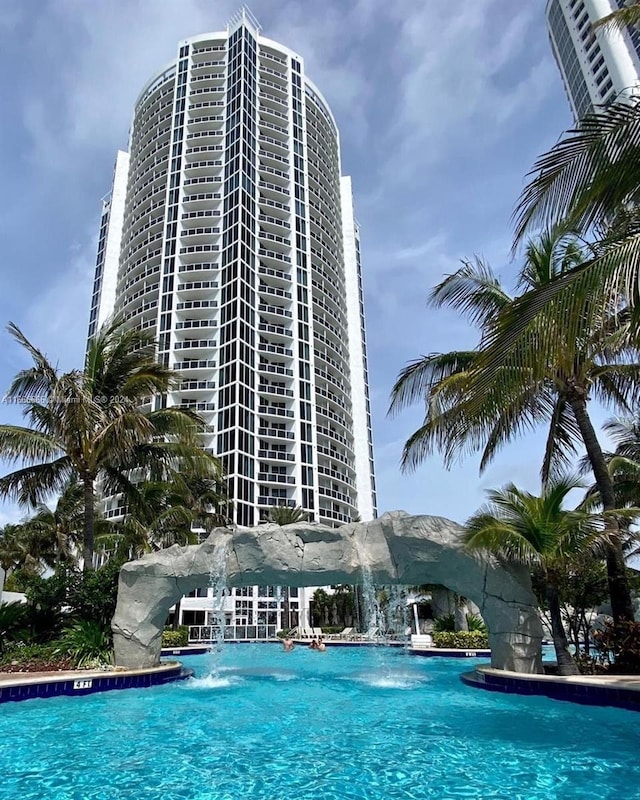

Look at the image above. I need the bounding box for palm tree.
[173,469,231,534]
[267,504,308,525]
[19,480,85,568]
[389,233,639,621]
[388,257,511,473]
[492,97,640,381]
[580,416,640,559]
[594,1,640,32]
[95,481,198,562]
[0,319,218,571]
[0,523,39,578]
[464,476,609,676]
[97,462,230,562]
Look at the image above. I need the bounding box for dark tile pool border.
[161,646,211,656]
[461,668,640,712]
[0,663,193,705]
[410,648,491,658]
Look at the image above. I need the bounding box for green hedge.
[162,627,189,647]
[432,631,489,650]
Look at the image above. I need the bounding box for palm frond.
[0,426,63,463]
[541,397,581,483]
[513,101,640,244]
[0,458,75,506]
[388,351,476,416]
[429,258,511,329]
[593,3,640,33]
[5,322,59,399]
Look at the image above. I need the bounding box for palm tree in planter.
[464,476,617,676]
[0,318,217,571]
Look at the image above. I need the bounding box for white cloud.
[19,0,378,173]
[20,223,100,371]
[381,0,555,179]
[21,0,236,169]
[393,234,449,262]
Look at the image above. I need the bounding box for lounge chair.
[324,627,354,641]
[353,626,379,641]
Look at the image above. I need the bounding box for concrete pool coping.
[0,660,192,704]
[462,664,640,711]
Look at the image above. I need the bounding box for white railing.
[188,625,278,642]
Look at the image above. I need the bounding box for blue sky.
[0,0,608,527]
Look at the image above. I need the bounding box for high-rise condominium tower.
[88,10,377,534]
[546,0,640,119]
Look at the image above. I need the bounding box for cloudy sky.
[0,0,602,526]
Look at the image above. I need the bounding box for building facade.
[88,9,377,638]
[546,0,640,119]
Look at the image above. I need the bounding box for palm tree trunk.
[82,477,95,573]
[568,393,634,622]
[283,587,291,631]
[546,584,579,676]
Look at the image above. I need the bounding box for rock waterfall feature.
[111,511,544,673]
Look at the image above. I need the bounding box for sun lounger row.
[290,627,323,639]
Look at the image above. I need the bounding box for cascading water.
[355,537,410,646]
[358,559,386,640]
[205,538,230,676]
[384,585,411,646]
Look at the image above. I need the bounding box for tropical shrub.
[22,566,72,641]
[162,627,189,647]
[66,561,120,629]
[0,602,30,654]
[593,620,640,674]
[59,620,113,668]
[573,652,602,675]
[0,641,73,672]
[466,613,488,633]
[433,614,455,632]
[20,562,121,642]
[433,631,489,649]
[433,613,486,634]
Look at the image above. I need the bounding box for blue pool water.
[2,645,640,800]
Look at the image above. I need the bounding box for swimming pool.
[2,644,639,799]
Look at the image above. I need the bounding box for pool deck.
[0,660,192,704]
[462,664,640,711]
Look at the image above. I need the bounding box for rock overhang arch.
[111,511,544,674]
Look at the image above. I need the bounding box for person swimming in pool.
[283,636,294,651]
[309,638,318,650]
[317,636,326,652]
